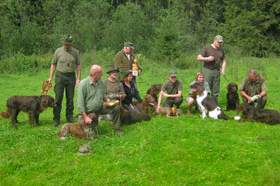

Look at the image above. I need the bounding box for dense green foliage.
[1,54,280,185]
[0,0,279,59]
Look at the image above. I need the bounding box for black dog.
[1,95,56,129]
[226,82,240,111]
[240,103,280,125]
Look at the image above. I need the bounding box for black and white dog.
[190,83,229,120]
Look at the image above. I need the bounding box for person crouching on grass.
[186,72,210,115]
[156,71,183,113]
[77,65,124,136]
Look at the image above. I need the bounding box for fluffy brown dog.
[157,107,183,118]
[58,113,98,140]
[1,95,55,129]
[133,94,156,113]
[240,103,280,125]
[226,82,240,111]
[146,84,162,103]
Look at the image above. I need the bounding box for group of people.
[46,35,267,136]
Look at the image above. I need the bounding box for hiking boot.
[67,117,76,123]
[115,129,124,136]
[53,120,60,127]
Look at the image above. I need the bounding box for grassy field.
[0,55,280,186]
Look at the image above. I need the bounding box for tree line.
[0,0,279,60]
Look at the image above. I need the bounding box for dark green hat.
[124,42,134,49]
[169,70,177,77]
[122,70,132,79]
[62,35,74,44]
[106,66,119,74]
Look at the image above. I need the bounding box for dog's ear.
[235,83,238,90]
[227,83,231,91]
[40,97,49,110]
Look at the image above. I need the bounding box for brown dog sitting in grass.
[157,107,183,118]
[58,113,98,140]
[133,94,156,113]
[146,84,162,103]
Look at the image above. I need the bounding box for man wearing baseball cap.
[156,70,183,113]
[197,35,226,104]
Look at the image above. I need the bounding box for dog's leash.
[223,75,230,83]
[41,80,52,95]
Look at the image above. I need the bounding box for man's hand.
[160,92,168,97]
[138,70,142,76]
[258,94,262,99]
[46,78,52,84]
[84,115,92,124]
[130,104,135,110]
[75,80,80,87]
[156,107,160,114]
[248,97,254,103]
[220,69,225,75]
[207,56,215,61]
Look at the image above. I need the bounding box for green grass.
[0,56,280,186]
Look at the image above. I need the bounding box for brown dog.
[157,107,183,118]
[58,113,98,140]
[240,103,280,125]
[134,94,156,113]
[146,84,162,103]
[226,82,240,111]
[1,95,55,129]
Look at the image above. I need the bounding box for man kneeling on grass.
[77,65,124,136]
[156,70,183,113]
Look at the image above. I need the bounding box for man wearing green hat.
[197,35,226,104]
[156,70,183,113]
[103,66,125,100]
[47,35,81,126]
[115,42,142,85]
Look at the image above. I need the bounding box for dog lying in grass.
[240,103,280,125]
[146,84,162,103]
[190,83,229,120]
[120,108,150,125]
[156,107,183,118]
[58,113,98,140]
[1,95,56,129]
[226,82,240,111]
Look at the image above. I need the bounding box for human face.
[248,74,257,82]
[63,44,72,50]
[213,40,222,48]
[90,70,103,82]
[123,47,132,54]
[109,71,118,80]
[196,75,204,83]
[126,73,133,82]
[169,76,177,83]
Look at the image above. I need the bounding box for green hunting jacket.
[115,50,142,74]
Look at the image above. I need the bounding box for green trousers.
[203,68,220,104]
[53,71,76,121]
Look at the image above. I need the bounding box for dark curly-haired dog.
[226,82,240,111]
[1,95,55,129]
[146,84,162,103]
[133,94,156,113]
[240,103,280,125]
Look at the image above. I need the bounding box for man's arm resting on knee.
[240,90,253,103]
[82,112,92,124]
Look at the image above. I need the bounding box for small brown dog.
[157,107,183,118]
[146,84,162,103]
[134,94,156,113]
[58,113,98,140]
[226,82,240,111]
[1,95,55,129]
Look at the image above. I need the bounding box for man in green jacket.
[240,69,267,109]
[77,65,124,136]
[115,42,141,85]
[47,35,81,126]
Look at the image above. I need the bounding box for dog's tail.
[0,109,11,118]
